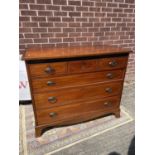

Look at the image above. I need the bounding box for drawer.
[28,62,67,78]
[68,59,97,74]
[34,81,122,109]
[98,56,128,70]
[32,69,125,93]
[36,96,120,125]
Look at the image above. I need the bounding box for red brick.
[48,17,61,22]
[89,18,99,22]
[82,1,94,6]
[62,17,74,22]
[69,23,80,27]
[95,13,106,17]
[112,18,122,22]
[62,6,75,11]
[124,9,134,13]
[63,28,75,32]
[34,38,48,43]
[54,23,67,27]
[76,37,87,42]
[46,5,60,10]
[76,18,88,22]
[119,4,128,8]
[19,34,24,38]
[20,38,33,44]
[19,16,30,21]
[19,4,28,10]
[55,33,68,37]
[39,23,53,27]
[63,38,75,42]
[76,28,87,32]
[69,33,80,37]
[88,28,99,32]
[40,33,54,37]
[89,7,100,12]
[33,28,47,33]
[113,8,123,13]
[38,11,53,16]
[24,33,39,38]
[29,4,45,10]
[22,22,38,27]
[100,28,111,32]
[95,3,106,7]
[31,17,46,22]
[53,0,66,5]
[37,0,52,4]
[42,44,56,48]
[49,38,62,43]
[107,3,118,7]
[82,12,94,17]
[48,28,61,32]
[94,23,104,27]
[102,8,112,12]
[69,1,81,6]
[20,0,35,3]
[82,23,93,27]
[125,0,134,3]
[82,32,93,37]
[69,12,81,17]
[54,11,67,16]
[76,6,88,11]
[21,10,37,16]
[56,43,69,47]
[20,28,32,33]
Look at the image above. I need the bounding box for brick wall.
[19,0,135,82]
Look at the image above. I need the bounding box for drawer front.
[28,62,67,78]
[32,70,125,93]
[68,59,97,74]
[98,56,128,70]
[34,81,122,109]
[36,96,120,125]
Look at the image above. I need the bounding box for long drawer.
[32,69,125,93]
[28,56,128,78]
[34,81,123,109]
[36,96,120,125]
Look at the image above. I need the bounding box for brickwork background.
[19,0,135,82]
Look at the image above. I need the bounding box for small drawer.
[33,81,122,110]
[36,96,120,125]
[98,56,128,70]
[68,59,97,74]
[28,62,67,78]
[31,69,125,93]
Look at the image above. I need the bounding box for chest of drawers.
[23,46,131,137]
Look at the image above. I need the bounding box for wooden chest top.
[23,45,131,60]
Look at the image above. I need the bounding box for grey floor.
[52,83,135,155]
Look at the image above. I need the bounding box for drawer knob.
[105,87,112,93]
[44,66,55,74]
[106,73,114,79]
[109,60,118,67]
[49,112,57,117]
[104,101,112,106]
[48,96,57,103]
[47,81,56,86]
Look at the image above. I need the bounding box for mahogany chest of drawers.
[23,46,131,137]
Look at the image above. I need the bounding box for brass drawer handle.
[48,96,57,103]
[109,60,118,67]
[49,112,57,118]
[44,66,55,74]
[47,81,56,86]
[104,101,112,106]
[105,87,112,93]
[106,73,114,79]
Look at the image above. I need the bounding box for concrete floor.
[52,83,135,155]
